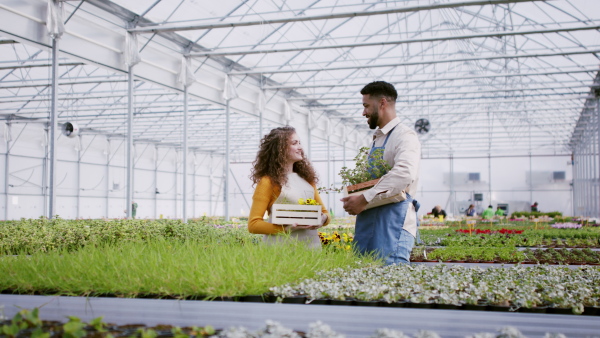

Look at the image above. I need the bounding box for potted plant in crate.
[337,147,404,210]
[339,147,390,193]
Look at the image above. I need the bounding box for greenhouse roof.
[0,0,599,161]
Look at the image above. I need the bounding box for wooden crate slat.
[273,204,322,211]
[272,204,321,226]
[274,210,321,218]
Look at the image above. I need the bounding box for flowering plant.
[318,231,353,251]
[552,222,582,229]
[298,198,319,205]
[455,229,523,235]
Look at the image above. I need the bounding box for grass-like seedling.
[0,237,375,298]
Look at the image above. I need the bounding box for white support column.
[4,123,10,220]
[106,139,110,218]
[42,126,48,218]
[154,145,158,219]
[528,152,533,205]
[193,152,197,218]
[584,143,589,216]
[126,65,134,219]
[575,153,578,216]
[209,154,213,216]
[48,38,59,219]
[225,100,230,221]
[182,86,189,222]
[597,94,600,217]
[327,135,331,214]
[76,135,82,219]
[342,143,346,171]
[175,150,178,218]
[488,153,492,206]
[307,129,312,160]
[449,153,455,216]
[593,118,599,218]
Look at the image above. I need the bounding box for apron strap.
[371,125,397,150]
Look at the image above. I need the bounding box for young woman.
[248,126,329,248]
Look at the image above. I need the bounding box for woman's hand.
[286,222,321,231]
[320,213,328,226]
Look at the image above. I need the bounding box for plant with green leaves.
[339,147,391,187]
[63,316,87,338]
[0,308,49,338]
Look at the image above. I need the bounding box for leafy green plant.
[0,308,48,338]
[88,316,107,333]
[510,211,562,218]
[136,327,158,338]
[338,147,391,187]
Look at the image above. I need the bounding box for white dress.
[263,172,322,249]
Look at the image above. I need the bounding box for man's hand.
[341,194,368,215]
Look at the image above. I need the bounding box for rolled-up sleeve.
[362,129,420,203]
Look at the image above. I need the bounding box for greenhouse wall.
[571,91,600,218]
[0,122,578,220]
[0,122,226,220]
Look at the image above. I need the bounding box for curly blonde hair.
[250,126,318,188]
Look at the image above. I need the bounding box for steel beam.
[129,0,547,34]
[0,62,84,70]
[230,49,600,75]
[263,69,598,90]
[192,25,600,57]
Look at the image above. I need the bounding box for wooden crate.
[271,204,322,226]
[344,178,380,195]
[343,178,406,210]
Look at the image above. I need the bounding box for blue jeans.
[388,229,415,265]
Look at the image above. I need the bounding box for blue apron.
[355,126,420,265]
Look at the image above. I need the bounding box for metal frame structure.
[0,0,599,219]
[570,72,600,218]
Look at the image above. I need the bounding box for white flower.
[497,326,525,338]
[370,328,410,338]
[307,321,344,338]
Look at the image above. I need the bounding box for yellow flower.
[299,198,319,205]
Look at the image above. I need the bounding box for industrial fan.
[414,118,430,134]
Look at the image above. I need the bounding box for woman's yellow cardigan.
[248,176,330,235]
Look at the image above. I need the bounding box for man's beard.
[368,107,379,129]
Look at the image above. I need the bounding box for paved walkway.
[1,295,599,337]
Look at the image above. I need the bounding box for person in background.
[465,204,476,217]
[431,205,447,219]
[495,206,505,216]
[482,205,494,220]
[132,201,138,219]
[531,202,539,212]
[248,126,330,249]
[125,201,138,219]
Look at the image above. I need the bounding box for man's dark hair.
[360,81,397,102]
